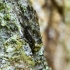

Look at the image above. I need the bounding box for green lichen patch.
[0,3,5,11]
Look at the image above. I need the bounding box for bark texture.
[30,0,70,70]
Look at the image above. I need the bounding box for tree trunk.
[30,0,70,70]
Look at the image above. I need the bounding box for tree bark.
[30,0,70,70]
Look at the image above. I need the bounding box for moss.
[4,14,10,21]
[0,3,5,11]
[4,34,35,66]
[1,20,7,26]
[19,5,24,13]
[20,51,35,66]
[34,43,42,52]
